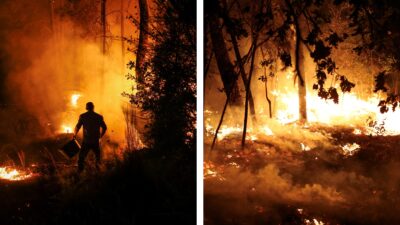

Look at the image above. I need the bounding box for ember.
[341,143,360,156]
[204,161,225,181]
[301,143,311,151]
[304,218,325,225]
[0,167,35,181]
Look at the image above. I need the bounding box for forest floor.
[0,135,196,225]
[205,124,400,225]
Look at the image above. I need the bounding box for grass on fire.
[0,147,196,225]
[204,124,400,225]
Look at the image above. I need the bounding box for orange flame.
[62,125,73,134]
[0,167,34,181]
[71,94,81,107]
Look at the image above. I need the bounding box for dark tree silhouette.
[205,0,242,106]
[207,0,355,148]
[336,0,400,113]
[135,0,149,83]
[126,0,196,152]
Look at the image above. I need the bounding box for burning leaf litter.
[341,143,361,156]
[304,218,325,225]
[301,143,311,151]
[204,161,225,181]
[0,167,36,181]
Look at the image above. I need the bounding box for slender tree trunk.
[136,0,149,83]
[241,40,258,149]
[101,0,106,55]
[264,77,272,118]
[226,29,257,122]
[71,1,79,87]
[49,0,55,33]
[204,51,213,82]
[211,96,229,150]
[206,0,241,106]
[121,0,125,75]
[221,0,257,121]
[285,0,307,122]
[260,47,273,118]
[101,0,107,96]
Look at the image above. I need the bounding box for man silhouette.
[74,102,107,172]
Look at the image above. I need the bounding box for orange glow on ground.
[0,167,35,181]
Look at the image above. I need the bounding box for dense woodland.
[205,0,400,148]
[205,0,400,224]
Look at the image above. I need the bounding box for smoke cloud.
[0,0,139,147]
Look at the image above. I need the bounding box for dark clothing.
[75,111,107,144]
[75,111,107,172]
[78,142,100,172]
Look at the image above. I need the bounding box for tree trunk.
[121,0,125,75]
[101,0,106,96]
[264,76,272,118]
[101,0,106,55]
[286,0,307,123]
[225,26,257,121]
[260,47,273,118]
[221,0,257,121]
[49,0,55,33]
[136,0,149,83]
[211,95,230,150]
[206,0,241,106]
[294,19,307,123]
[284,0,307,122]
[241,40,258,149]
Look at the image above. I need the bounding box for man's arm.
[73,115,83,139]
[100,116,107,138]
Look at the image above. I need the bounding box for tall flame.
[282,92,400,135]
[59,93,81,134]
[206,92,400,142]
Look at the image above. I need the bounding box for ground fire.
[0,167,36,181]
[205,0,400,224]
[0,0,139,215]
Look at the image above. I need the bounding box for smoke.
[0,0,137,146]
[205,124,400,224]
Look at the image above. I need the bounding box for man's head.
[86,102,94,111]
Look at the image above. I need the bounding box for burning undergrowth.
[205,119,400,225]
[0,1,143,179]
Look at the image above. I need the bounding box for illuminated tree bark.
[241,40,257,149]
[285,0,307,122]
[295,21,307,123]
